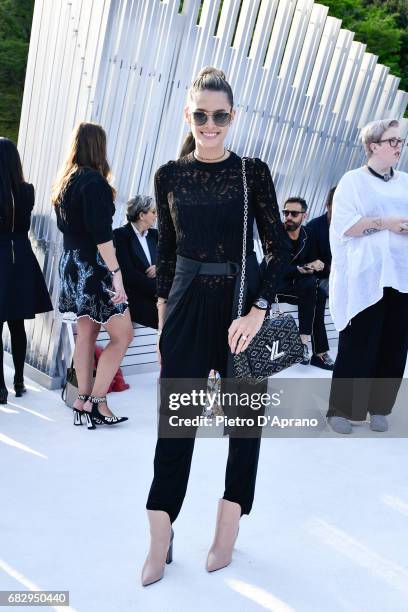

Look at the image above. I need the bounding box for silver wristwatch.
[253,298,268,310]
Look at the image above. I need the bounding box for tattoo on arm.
[363,218,383,236]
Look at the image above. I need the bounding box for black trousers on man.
[327,288,408,421]
[276,275,329,354]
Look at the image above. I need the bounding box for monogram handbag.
[232,158,304,384]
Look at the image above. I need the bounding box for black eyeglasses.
[190,110,232,127]
[282,210,305,218]
[375,137,405,148]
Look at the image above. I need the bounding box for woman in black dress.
[53,122,133,428]
[0,138,52,404]
[141,67,287,585]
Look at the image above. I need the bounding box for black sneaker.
[311,352,334,371]
[301,343,310,365]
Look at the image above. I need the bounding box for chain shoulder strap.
[237,157,249,318]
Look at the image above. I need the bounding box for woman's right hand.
[384,217,408,234]
[111,272,128,304]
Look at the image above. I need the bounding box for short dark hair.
[283,197,307,212]
[326,187,336,208]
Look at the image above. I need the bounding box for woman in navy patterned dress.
[53,122,133,429]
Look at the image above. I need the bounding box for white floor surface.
[1,359,408,612]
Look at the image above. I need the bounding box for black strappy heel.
[73,394,89,426]
[85,395,128,430]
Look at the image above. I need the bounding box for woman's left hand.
[228,307,267,354]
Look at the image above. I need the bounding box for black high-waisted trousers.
[146,266,263,524]
[327,288,408,420]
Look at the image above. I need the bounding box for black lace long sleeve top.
[155,151,288,304]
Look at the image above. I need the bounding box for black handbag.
[232,158,304,383]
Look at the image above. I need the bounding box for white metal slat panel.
[19,1,59,182]
[16,1,114,377]
[18,1,47,171]
[30,1,110,374]
[288,29,353,200]
[278,5,332,210]
[113,1,178,204]
[16,2,69,373]
[230,1,280,157]
[271,3,327,205]
[29,1,91,372]
[276,16,340,209]
[151,1,204,175]
[305,41,366,204]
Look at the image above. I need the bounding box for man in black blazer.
[275,197,334,371]
[114,196,158,329]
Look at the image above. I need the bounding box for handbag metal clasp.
[271,296,284,318]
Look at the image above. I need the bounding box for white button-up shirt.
[329,166,408,331]
[132,224,152,265]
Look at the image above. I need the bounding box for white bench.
[96,323,158,375]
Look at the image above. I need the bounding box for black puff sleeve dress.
[56,168,128,324]
[0,182,52,321]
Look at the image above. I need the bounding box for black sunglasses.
[190,110,232,127]
[283,210,305,218]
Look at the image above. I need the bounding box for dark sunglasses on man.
[190,110,233,127]
[282,210,305,218]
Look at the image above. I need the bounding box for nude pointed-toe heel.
[206,499,241,573]
[141,510,173,587]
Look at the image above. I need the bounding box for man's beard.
[284,220,301,231]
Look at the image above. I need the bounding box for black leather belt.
[194,259,240,276]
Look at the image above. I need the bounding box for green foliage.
[357,7,403,76]
[0,0,34,141]
[324,0,408,91]
[0,39,30,86]
[0,0,33,41]
[0,88,22,142]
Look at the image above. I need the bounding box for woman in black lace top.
[142,68,287,586]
